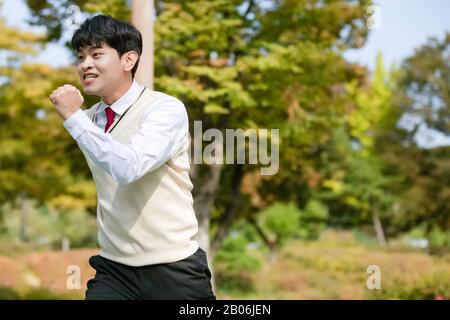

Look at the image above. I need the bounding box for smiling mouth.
[83,74,99,80]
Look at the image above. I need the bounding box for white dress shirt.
[63,80,189,185]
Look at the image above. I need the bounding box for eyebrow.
[77,45,103,54]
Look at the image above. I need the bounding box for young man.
[49,15,215,300]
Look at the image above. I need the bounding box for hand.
[49,84,84,120]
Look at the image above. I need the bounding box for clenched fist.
[49,84,84,120]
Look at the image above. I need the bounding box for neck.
[102,78,133,105]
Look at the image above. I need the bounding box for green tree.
[23,0,373,258]
[0,16,97,236]
[399,33,450,136]
[374,34,450,242]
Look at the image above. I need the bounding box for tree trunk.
[192,163,223,293]
[372,209,387,247]
[210,164,244,256]
[249,216,278,262]
[0,204,5,233]
[131,0,154,89]
[20,191,28,242]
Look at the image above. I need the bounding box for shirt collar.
[99,80,144,116]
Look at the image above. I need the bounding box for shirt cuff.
[63,109,96,140]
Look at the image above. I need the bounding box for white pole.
[131,0,154,90]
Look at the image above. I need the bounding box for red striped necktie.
[104,107,115,133]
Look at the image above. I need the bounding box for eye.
[78,55,84,61]
[93,52,102,58]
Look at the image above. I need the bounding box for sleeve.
[63,97,189,185]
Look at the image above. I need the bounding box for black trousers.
[85,247,216,300]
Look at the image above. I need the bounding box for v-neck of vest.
[93,87,148,134]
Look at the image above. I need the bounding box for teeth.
[84,74,98,79]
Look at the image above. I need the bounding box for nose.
[79,55,94,71]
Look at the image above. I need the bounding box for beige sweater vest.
[82,89,199,266]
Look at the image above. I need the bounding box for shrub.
[370,269,450,300]
[214,227,262,295]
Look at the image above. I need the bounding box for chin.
[83,86,101,96]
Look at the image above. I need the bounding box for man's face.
[76,43,126,97]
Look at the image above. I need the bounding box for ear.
[122,51,139,73]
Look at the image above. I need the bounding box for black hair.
[71,15,142,78]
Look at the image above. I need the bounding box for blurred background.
[0,0,449,300]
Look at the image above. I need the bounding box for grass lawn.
[0,230,448,299]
